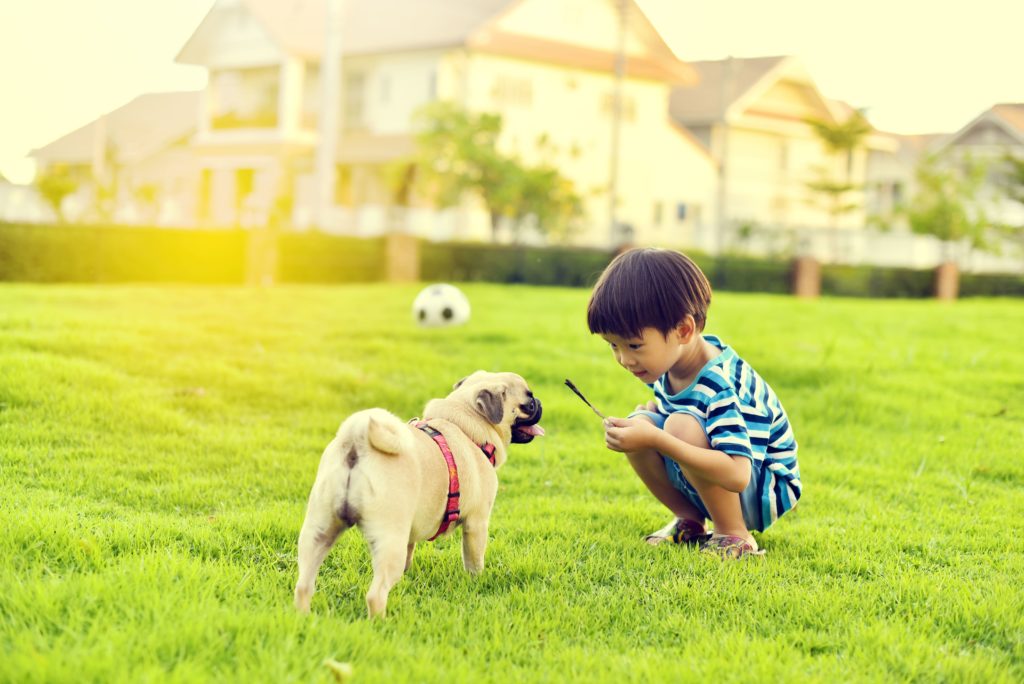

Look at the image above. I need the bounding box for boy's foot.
[700,534,766,560]
[644,518,711,546]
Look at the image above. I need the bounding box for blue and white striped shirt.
[650,335,801,528]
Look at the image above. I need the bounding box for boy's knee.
[664,413,710,449]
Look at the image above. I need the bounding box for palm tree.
[804,110,872,260]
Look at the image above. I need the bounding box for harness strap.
[415,422,461,541]
[408,417,498,468]
[480,442,496,467]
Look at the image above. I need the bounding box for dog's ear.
[474,388,504,424]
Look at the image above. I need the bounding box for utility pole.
[715,55,735,256]
[314,0,345,231]
[608,0,627,247]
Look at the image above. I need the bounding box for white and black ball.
[412,283,471,327]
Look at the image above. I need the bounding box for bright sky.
[1,0,1022,184]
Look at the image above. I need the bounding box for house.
[0,176,55,224]
[932,103,1024,229]
[29,91,202,225]
[864,132,943,231]
[164,0,717,246]
[669,55,896,256]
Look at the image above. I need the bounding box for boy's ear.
[674,315,698,343]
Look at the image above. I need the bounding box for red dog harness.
[414,421,497,541]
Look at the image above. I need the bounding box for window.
[676,203,688,222]
[343,72,366,131]
[210,68,279,129]
[653,201,663,227]
[335,165,353,207]
[492,76,532,108]
[198,169,212,221]
[235,168,255,217]
[600,93,636,122]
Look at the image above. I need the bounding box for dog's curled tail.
[364,408,406,456]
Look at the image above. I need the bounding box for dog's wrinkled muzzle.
[511,397,544,443]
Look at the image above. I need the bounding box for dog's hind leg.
[405,542,416,572]
[364,533,408,619]
[294,502,347,613]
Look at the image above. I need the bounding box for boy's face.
[601,327,685,384]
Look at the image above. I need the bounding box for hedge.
[420,242,612,287]
[276,232,385,283]
[1,223,1022,297]
[0,223,246,284]
[820,264,935,298]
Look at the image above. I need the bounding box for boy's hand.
[633,400,658,412]
[603,416,661,453]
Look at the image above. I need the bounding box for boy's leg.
[625,446,706,524]
[663,413,756,549]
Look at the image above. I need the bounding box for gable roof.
[29,91,201,167]
[177,0,694,83]
[668,56,789,125]
[991,104,1024,136]
[940,103,1024,150]
[177,0,518,63]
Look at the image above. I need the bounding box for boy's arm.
[604,417,752,493]
[651,429,752,493]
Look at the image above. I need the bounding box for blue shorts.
[629,409,766,532]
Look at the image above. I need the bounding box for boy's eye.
[629,344,643,350]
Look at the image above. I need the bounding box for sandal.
[700,534,766,560]
[644,518,711,546]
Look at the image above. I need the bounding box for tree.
[804,110,873,259]
[411,102,582,242]
[1000,153,1024,207]
[34,166,79,223]
[905,153,990,264]
[992,153,1024,252]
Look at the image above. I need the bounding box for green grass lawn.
[1,283,1022,683]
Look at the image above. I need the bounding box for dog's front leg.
[461,517,489,574]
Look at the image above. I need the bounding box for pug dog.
[293,371,543,618]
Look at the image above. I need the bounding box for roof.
[178,0,695,83]
[178,0,518,62]
[992,103,1024,135]
[30,91,200,166]
[336,133,415,163]
[669,56,789,125]
[939,102,1024,151]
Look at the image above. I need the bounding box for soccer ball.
[412,283,471,327]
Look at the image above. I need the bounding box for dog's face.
[451,371,543,443]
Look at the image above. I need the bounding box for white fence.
[689,223,1024,274]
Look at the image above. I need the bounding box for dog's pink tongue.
[520,424,545,436]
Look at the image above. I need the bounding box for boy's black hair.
[587,248,711,338]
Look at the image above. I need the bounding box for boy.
[587,248,801,559]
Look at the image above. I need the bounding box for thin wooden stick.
[564,378,607,419]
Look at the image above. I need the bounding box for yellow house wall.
[494,0,653,58]
[724,79,870,231]
[460,52,715,246]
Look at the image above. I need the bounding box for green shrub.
[710,255,791,293]
[0,223,246,283]
[276,232,385,283]
[821,264,934,298]
[420,242,612,287]
[960,272,1024,297]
